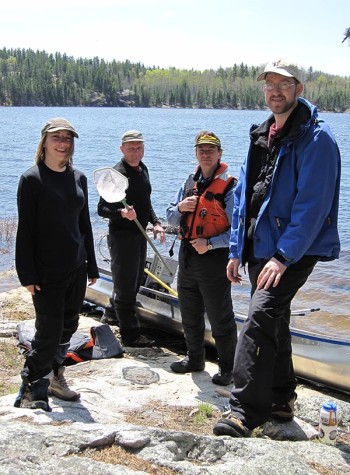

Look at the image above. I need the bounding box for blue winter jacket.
[230,97,341,266]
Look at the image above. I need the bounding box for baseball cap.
[121,130,144,143]
[41,118,79,138]
[195,134,221,148]
[257,59,301,82]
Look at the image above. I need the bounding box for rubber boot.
[170,351,205,374]
[212,332,237,386]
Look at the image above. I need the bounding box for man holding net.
[97,130,165,347]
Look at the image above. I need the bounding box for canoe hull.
[85,266,350,394]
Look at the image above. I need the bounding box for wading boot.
[271,393,297,422]
[213,411,251,438]
[170,354,205,374]
[14,371,51,412]
[212,369,234,386]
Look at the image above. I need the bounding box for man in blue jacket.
[213,60,341,437]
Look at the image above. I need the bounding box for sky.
[1,0,349,76]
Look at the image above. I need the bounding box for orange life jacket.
[180,162,236,240]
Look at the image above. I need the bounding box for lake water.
[0,107,349,335]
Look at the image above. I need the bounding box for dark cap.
[121,130,144,143]
[257,59,301,82]
[41,117,79,138]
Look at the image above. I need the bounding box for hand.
[87,277,98,286]
[25,284,41,295]
[178,196,198,213]
[153,223,166,243]
[226,258,242,284]
[121,205,137,221]
[190,238,208,254]
[257,257,287,290]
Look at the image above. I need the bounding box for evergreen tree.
[0,47,349,110]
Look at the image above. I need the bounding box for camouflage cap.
[121,130,144,143]
[195,134,221,148]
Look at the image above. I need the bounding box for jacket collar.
[250,98,315,147]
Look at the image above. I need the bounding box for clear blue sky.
[1,0,349,76]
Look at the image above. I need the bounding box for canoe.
[85,254,350,394]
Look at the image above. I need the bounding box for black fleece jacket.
[15,161,99,286]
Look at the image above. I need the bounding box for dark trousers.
[229,256,318,429]
[26,263,87,382]
[108,232,146,343]
[178,244,237,371]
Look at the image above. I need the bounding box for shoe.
[49,366,80,401]
[270,393,297,422]
[100,314,119,326]
[122,334,156,348]
[212,370,234,386]
[14,377,51,412]
[213,412,251,438]
[170,356,205,374]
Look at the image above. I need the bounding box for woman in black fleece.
[14,118,99,411]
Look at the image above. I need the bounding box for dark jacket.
[16,162,99,286]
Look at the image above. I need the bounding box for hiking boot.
[49,366,80,401]
[213,411,251,438]
[100,313,119,326]
[170,355,205,374]
[14,378,51,412]
[212,370,234,386]
[122,334,156,348]
[271,393,297,422]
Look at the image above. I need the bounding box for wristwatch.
[207,239,213,251]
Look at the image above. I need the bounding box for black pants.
[177,244,237,371]
[229,255,318,429]
[108,231,146,343]
[26,264,87,382]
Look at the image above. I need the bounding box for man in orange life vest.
[166,131,238,386]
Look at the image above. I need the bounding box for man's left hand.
[153,223,166,243]
[190,238,208,254]
[257,257,287,290]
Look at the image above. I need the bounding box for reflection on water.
[232,283,350,340]
[291,312,350,339]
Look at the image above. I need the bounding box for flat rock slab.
[1,288,350,474]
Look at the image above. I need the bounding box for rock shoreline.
[0,287,350,474]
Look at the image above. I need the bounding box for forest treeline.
[0,47,349,111]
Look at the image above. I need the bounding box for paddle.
[93,167,173,276]
[290,307,320,316]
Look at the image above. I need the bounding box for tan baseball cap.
[257,59,301,82]
[41,117,79,138]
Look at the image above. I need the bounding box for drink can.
[319,401,338,444]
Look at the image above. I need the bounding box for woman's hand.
[25,284,41,295]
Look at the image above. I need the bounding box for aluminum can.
[319,401,338,444]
